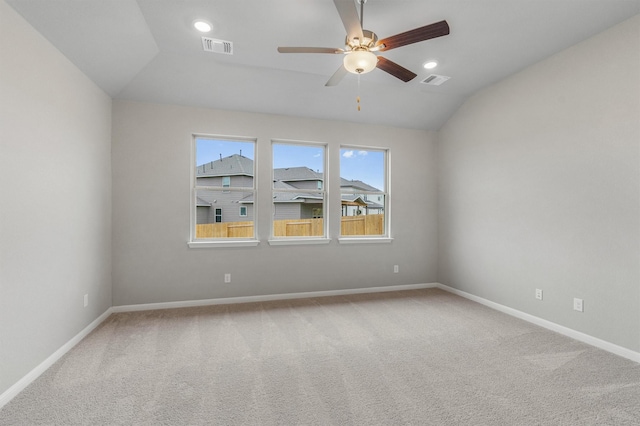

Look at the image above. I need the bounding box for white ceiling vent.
[421,74,450,86]
[201,37,233,55]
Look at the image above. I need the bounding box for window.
[271,141,327,241]
[191,136,257,244]
[340,147,388,238]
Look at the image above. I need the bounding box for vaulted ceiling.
[6,0,639,130]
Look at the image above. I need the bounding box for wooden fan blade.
[377,20,450,51]
[376,56,417,82]
[325,65,349,86]
[333,0,364,43]
[278,47,344,54]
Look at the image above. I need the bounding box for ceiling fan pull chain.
[357,73,361,111]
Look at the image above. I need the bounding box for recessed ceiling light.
[423,61,438,70]
[193,20,212,33]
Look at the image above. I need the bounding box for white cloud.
[358,150,368,156]
[342,150,354,158]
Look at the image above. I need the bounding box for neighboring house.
[195,154,255,224]
[196,154,382,224]
[272,167,325,220]
[340,178,384,216]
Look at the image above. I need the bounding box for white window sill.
[188,239,260,248]
[268,238,331,246]
[338,237,393,244]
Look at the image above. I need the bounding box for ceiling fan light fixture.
[343,50,377,74]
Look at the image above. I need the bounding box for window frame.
[268,139,330,246]
[338,145,392,244]
[188,134,259,248]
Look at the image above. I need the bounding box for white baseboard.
[112,283,438,313]
[436,283,640,364]
[0,308,113,410]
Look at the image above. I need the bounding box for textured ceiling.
[6,0,640,130]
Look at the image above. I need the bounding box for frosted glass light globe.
[343,50,377,74]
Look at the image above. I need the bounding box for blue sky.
[273,143,323,172]
[339,148,384,191]
[196,138,255,164]
[196,138,384,191]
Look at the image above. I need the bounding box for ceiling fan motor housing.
[346,29,378,50]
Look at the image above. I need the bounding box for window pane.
[272,142,326,238]
[340,194,385,236]
[272,192,324,236]
[195,190,253,238]
[194,137,255,240]
[340,148,384,192]
[340,148,387,236]
[273,144,324,187]
[196,138,254,189]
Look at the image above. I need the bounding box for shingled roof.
[340,178,380,192]
[341,194,367,206]
[196,154,253,177]
[273,167,322,182]
[196,196,211,207]
[273,180,322,202]
[196,156,379,192]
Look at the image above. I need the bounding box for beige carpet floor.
[1,288,639,425]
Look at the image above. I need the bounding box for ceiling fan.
[277,0,450,86]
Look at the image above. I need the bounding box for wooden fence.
[196,214,384,238]
[273,218,324,237]
[341,214,384,236]
[196,221,254,238]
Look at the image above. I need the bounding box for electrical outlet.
[393,265,399,273]
[84,294,88,308]
[224,273,231,283]
[573,298,583,312]
[535,289,543,300]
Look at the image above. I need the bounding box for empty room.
[1,0,639,424]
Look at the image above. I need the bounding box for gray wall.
[112,100,438,306]
[437,15,640,352]
[0,1,112,396]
